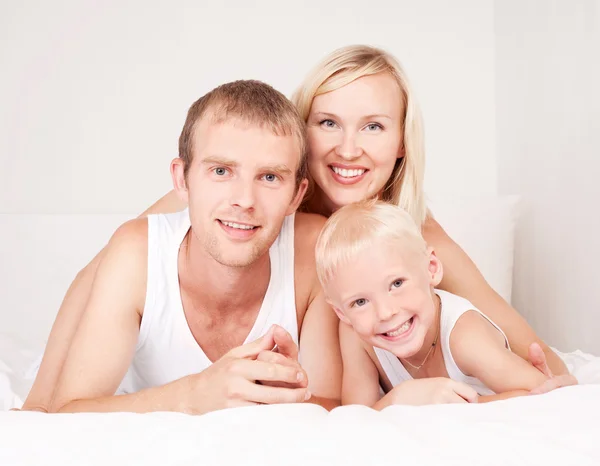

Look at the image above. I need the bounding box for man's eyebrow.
[261,164,293,176]
[200,156,238,167]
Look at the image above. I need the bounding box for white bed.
[1,197,600,464]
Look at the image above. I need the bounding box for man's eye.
[264,173,277,182]
[214,167,227,176]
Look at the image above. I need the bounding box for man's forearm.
[53,381,186,414]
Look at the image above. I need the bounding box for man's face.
[176,117,306,268]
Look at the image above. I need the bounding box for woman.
[22,45,573,411]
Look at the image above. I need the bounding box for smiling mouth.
[329,166,368,178]
[380,317,414,338]
[217,219,258,231]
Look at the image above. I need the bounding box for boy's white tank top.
[373,289,510,396]
[117,209,297,394]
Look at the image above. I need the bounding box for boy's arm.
[298,290,343,410]
[450,311,548,403]
[423,216,569,377]
[338,323,382,407]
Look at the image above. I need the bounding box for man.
[48,80,342,414]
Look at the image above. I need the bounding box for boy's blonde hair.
[292,45,427,226]
[315,200,427,286]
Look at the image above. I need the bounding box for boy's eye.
[391,279,403,288]
[214,167,228,176]
[263,173,277,182]
[352,298,367,307]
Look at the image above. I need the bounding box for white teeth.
[222,221,255,230]
[332,166,366,178]
[385,318,412,337]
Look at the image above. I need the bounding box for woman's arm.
[21,190,187,411]
[137,190,187,217]
[422,217,569,376]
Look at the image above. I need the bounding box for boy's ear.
[171,158,189,204]
[330,303,351,325]
[427,247,444,287]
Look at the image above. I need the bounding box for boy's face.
[325,241,442,358]
[173,117,307,268]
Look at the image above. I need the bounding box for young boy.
[315,200,549,407]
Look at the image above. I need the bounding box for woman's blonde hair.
[315,200,427,286]
[292,45,427,226]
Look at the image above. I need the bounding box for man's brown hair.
[178,80,308,190]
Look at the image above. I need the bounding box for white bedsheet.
[0,386,599,465]
[2,335,600,464]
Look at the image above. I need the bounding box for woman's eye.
[214,167,228,176]
[320,119,337,128]
[392,279,403,289]
[365,123,383,131]
[353,298,367,307]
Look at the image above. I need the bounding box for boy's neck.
[401,291,441,369]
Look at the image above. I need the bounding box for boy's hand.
[385,378,479,406]
[528,343,578,395]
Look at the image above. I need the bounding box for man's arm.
[450,311,548,403]
[49,219,310,414]
[49,219,149,412]
[423,216,569,376]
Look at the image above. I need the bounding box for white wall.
[495,0,600,354]
[0,0,497,214]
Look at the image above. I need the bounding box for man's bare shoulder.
[95,218,149,313]
[102,218,149,268]
[294,211,327,253]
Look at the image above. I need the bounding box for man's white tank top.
[373,289,510,396]
[117,209,297,394]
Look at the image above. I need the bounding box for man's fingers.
[528,342,553,378]
[272,325,298,361]
[451,381,479,403]
[255,351,308,388]
[232,359,306,385]
[243,380,310,405]
[257,350,295,367]
[227,326,276,360]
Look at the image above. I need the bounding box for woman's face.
[306,72,404,214]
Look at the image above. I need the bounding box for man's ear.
[171,158,189,204]
[427,247,444,287]
[286,178,309,216]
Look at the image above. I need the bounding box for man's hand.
[178,325,310,415]
[376,378,479,409]
[528,343,578,395]
[256,325,308,389]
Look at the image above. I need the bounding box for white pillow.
[428,195,520,304]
